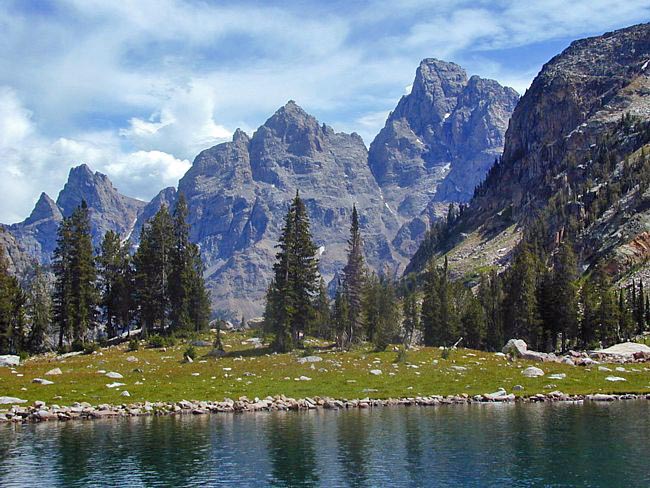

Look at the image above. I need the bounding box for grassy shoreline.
[2,331,650,408]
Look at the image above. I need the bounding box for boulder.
[502,339,527,356]
[32,378,54,385]
[0,396,27,404]
[521,366,545,378]
[297,355,323,364]
[605,376,626,382]
[105,371,123,379]
[0,355,20,367]
[597,342,650,357]
[120,390,131,397]
[45,368,62,376]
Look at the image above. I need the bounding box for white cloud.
[1,0,650,223]
[120,81,231,160]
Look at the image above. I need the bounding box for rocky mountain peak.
[24,193,62,225]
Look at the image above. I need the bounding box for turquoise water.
[1,401,649,487]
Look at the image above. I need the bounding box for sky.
[0,0,649,223]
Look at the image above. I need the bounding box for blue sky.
[0,0,649,223]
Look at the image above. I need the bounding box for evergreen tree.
[186,242,211,332]
[26,265,52,353]
[479,270,504,351]
[98,230,131,338]
[52,201,98,349]
[332,285,350,347]
[169,194,193,332]
[618,288,635,341]
[265,192,319,352]
[550,242,579,351]
[313,277,331,339]
[462,294,485,349]
[362,273,399,351]
[420,260,441,346]
[0,246,25,354]
[134,205,174,335]
[502,244,543,348]
[402,289,420,348]
[341,205,365,347]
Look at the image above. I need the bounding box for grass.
[2,330,650,406]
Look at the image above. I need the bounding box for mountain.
[407,23,650,283]
[8,165,146,264]
[178,101,401,318]
[368,59,518,256]
[3,60,519,318]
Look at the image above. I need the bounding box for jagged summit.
[25,193,61,225]
[368,57,518,256]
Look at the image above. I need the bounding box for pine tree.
[0,246,25,354]
[313,277,331,339]
[169,194,193,332]
[26,265,52,353]
[341,205,365,347]
[402,289,420,348]
[186,242,211,332]
[462,294,485,349]
[479,270,504,351]
[502,244,542,348]
[420,261,441,346]
[362,273,399,351]
[332,285,350,347]
[134,205,174,336]
[52,201,98,349]
[265,192,319,352]
[550,242,579,351]
[98,230,131,338]
[618,288,635,341]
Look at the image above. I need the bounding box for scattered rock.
[521,366,545,378]
[503,339,527,356]
[450,366,467,371]
[32,378,54,385]
[297,376,312,381]
[126,356,138,362]
[513,385,524,391]
[598,366,612,372]
[548,373,566,380]
[0,396,27,404]
[0,355,20,367]
[605,376,627,382]
[297,356,323,364]
[45,368,62,376]
[190,340,213,347]
[369,369,382,375]
[106,382,126,388]
[105,372,123,379]
[120,391,131,397]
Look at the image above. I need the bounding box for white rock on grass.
[605,376,627,382]
[370,369,382,375]
[598,366,612,372]
[548,373,566,380]
[32,378,54,385]
[296,376,312,381]
[45,368,62,376]
[297,356,323,364]
[106,382,126,388]
[126,356,138,363]
[120,391,131,397]
[105,372,123,379]
[521,366,545,378]
[0,355,20,367]
[0,396,27,404]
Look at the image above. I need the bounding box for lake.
[1,401,649,487]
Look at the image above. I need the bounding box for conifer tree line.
[262,194,649,354]
[264,195,400,352]
[0,195,210,355]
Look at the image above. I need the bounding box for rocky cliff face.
[368,59,518,256]
[8,165,146,264]
[178,101,400,318]
[408,23,650,282]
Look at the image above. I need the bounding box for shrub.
[128,339,140,352]
[148,334,165,348]
[18,351,30,362]
[394,346,408,364]
[71,339,85,352]
[441,347,451,360]
[184,345,197,361]
[84,342,100,355]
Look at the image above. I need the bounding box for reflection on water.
[2,401,650,487]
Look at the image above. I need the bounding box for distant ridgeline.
[3,23,650,356]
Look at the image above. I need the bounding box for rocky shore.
[1,391,649,423]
